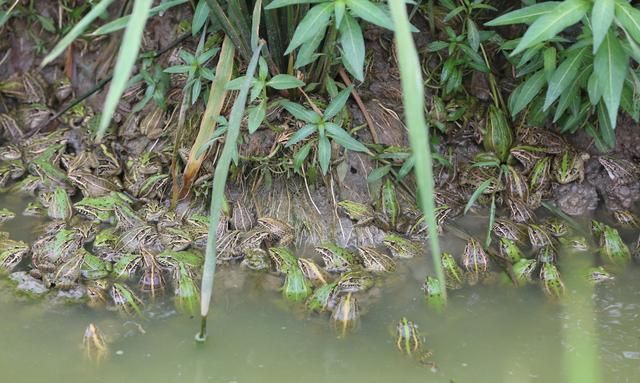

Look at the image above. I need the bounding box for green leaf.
[285,3,334,55]
[464,179,492,214]
[553,64,590,121]
[597,101,616,148]
[164,64,192,74]
[192,0,210,36]
[280,101,322,123]
[293,141,313,172]
[367,165,391,183]
[225,75,250,90]
[325,122,369,152]
[294,24,327,68]
[286,124,317,147]
[267,74,305,89]
[616,2,640,45]
[346,0,394,30]
[96,0,154,141]
[585,122,610,152]
[397,154,415,179]
[543,46,587,110]
[335,0,346,28]
[510,70,546,116]
[587,71,602,105]
[265,0,326,9]
[91,0,187,35]
[594,30,628,128]
[318,134,331,174]
[248,100,266,134]
[511,0,589,56]
[339,13,365,81]
[485,2,561,26]
[466,19,480,52]
[251,0,263,50]
[543,46,556,80]
[41,0,116,67]
[325,86,353,120]
[592,0,614,53]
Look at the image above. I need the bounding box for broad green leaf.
[467,19,480,52]
[294,24,327,68]
[285,3,334,55]
[615,2,640,45]
[286,124,317,147]
[511,0,589,56]
[91,0,187,35]
[97,0,154,141]
[339,13,365,81]
[592,0,614,52]
[543,46,587,110]
[267,74,305,89]
[265,0,326,9]
[192,0,210,36]
[164,64,192,74]
[587,71,602,105]
[317,134,331,174]
[597,101,616,148]
[335,0,346,28]
[325,86,353,120]
[464,179,492,214]
[367,165,391,183]
[584,123,610,152]
[510,70,546,116]
[225,75,251,90]
[325,122,369,152]
[397,154,415,179]
[248,100,266,134]
[485,2,561,26]
[553,63,590,121]
[543,47,556,80]
[346,0,394,30]
[251,0,263,50]
[620,80,640,121]
[41,0,116,67]
[594,30,628,128]
[280,101,322,123]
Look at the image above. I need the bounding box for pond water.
[1,196,639,383]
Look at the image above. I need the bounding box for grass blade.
[41,0,115,67]
[198,40,264,342]
[91,0,187,36]
[177,36,235,199]
[388,0,446,301]
[96,0,154,142]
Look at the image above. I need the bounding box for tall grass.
[197,39,264,342]
[388,0,446,300]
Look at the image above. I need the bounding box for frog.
[240,248,270,271]
[83,323,109,362]
[536,245,557,264]
[47,186,73,220]
[230,201,256,231]
[334,271,374,294]
[462,238,489,275]
[441,252,465,289]
[383,234,423,258]
[379,179,400,230]
[0,159,25,186]
[74,193,124,223]
[552,150,589,184]
[528,156,552,193]
[509,145,548,173]
[117,225,161,254]
[331,292,359,336]
[543,217,569,237]
[394,317,434,367]
[258,217,295,245]
[44,248,84,290]
[156,249,204,270]
[587,266,614,284]
[0,208,16,224]
[92,228,122,262]
[306,281,338,313]
[297,257,329,286]
[337,200,375,226]
[498,237,523,264]
[281,267,312,302]
[112,253,143,280]
[539,262,564,298]
[315,242,357,273]
[512,258,537,284]
[357,246,396,273]
[68,170,122,197]
[591,220,631,264]
[0,144,22,161]
[139,200,167,223]
[215,230,242,263]
[81,252,113,280]
[612,210,640,228]
[268,246,300,274]
[493,218,527,243]
[423,276,445,310]
[527,224,554,248]
[139,250,165,293]
[159,226,193,252]
[598,156,639,185]
[172,262,199,315]
[23,202,45,217]
[31,227,84,274]
[506,197,534,223]
[0,237,29,272]
[558,236,590,252]
[110,282,144,316]
[517,126,566,154]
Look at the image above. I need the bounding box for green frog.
[380,179,399,230]
[612,210,640,228]
[543,217,569,237]
[281,267,312,302]
[591,220,631,264]
[540,262,564,298]
[337,200,375,226]
[335,271,374,294]
[536,246,557,264]
[268,246,299,274]
[506,197,534,223]
[92,228,122,262]
[527,224,554,248]
[498,237,523,264]
[112,253,143,280]
[512,258,537,284]
[394,317,434,366]
[357,246,396,273]
[493,218,527,243]
[0,236,29,272]
[241,248,270,271]
[552,150,589,184]
[172,262,199,315]
[74,193,128,223]
[23,202,45,216]
[587,266,614,284]
[159,226,193,252]
[306,281,338,312]
[258,217,294,245]
[441,252,465,289]
[157,249,204,270]
[423,276,445,310]
[110,282,144,316]
[0,208,16,223]
[509,145,547,173]
[331,292,359,336]
[81,252,112,280]
[383,234,423,258]
[559,236,590,252]
[68,170,122,197]
[298,257,329,286]
[462,238,489,275]
[315,243,357,273]
[31,227,84,273]
[47,186,73,220]
[528,156,552,193]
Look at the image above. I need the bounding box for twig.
[338,67,379,144]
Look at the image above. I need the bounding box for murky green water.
[1,196,639,383]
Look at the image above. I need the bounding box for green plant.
[280,86,371,175]
[487,0,640,150]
